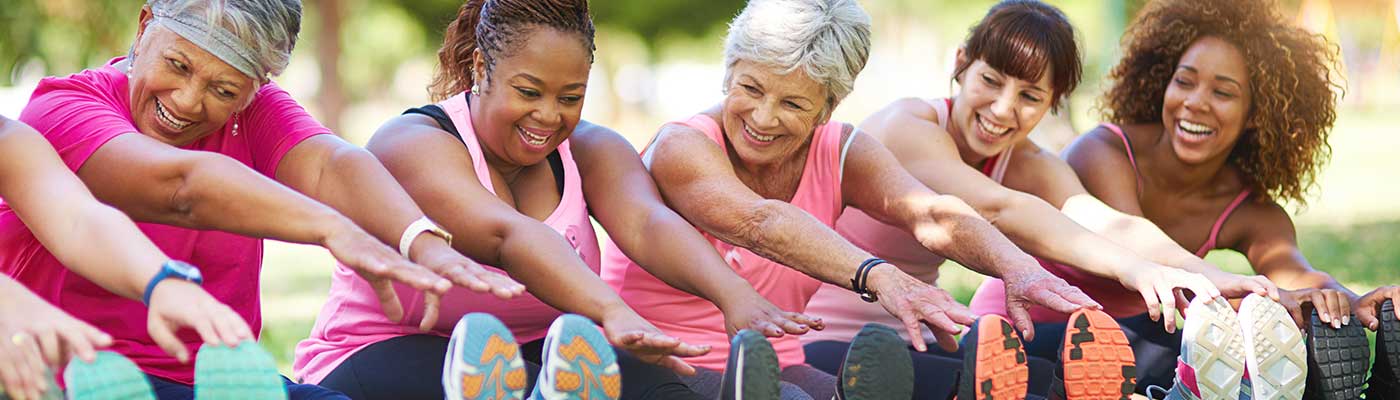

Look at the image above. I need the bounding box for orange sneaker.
[1054,308,1137,400]
[958,314,1029,400]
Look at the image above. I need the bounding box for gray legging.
[679,364,837,400]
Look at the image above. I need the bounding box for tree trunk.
[313,0,346,135]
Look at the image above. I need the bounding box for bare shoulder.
[568,120,634,155]
[859,97,938,140]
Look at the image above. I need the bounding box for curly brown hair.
[1099,0,1343,205]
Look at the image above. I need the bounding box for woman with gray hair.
[601,0,1099,398]
[10,0,523,398]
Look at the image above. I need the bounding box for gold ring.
[10,332,28,346]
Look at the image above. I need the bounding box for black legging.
[803,339,1054,399]
[318,334,703,400]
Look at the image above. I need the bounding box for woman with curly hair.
[1063,0,1392,397]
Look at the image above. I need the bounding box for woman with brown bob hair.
[1064,0,1398,397]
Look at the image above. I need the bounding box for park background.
[2,0,1399,375]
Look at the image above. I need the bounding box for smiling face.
[471,27,591,167]
[950,57,1054,159]
[1161,36,1253,165]
[720,60,830,168]
[127,18,258,147]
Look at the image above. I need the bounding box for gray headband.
[150,5,264,80]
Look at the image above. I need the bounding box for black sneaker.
[1302,309,1367,400]
[721,329,780,400]
[1364,299,1400,399]
[836,323,913,400]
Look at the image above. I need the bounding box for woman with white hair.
[601,0,1101,398]
[9,0,523,398]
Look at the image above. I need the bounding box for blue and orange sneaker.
[1147,297,1246,400]
[443,313,528,400]
[958,314,1029,400]
[531,314,620,400]
[63,351,155,400]
[193,340,287,400]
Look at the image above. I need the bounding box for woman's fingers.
[369,278,405,324]
[418,293,441,332]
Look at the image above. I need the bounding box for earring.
[471,84,481,96]
[231,113,240,136]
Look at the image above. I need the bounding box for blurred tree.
[0,0,143,86]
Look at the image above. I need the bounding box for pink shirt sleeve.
[17,67,136,172]
[238,83,332,177]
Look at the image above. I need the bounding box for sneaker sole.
[1237,294,1306,400]
[721,330,780,400]
[1182,298,1246,400]
[63,351,156,400]
[1381,300,1400,381]
[1060,309,1136,400]
[535,314,620,400]
[1305,309,1367,400]
[444,313,528,400]
[194,340,287,400]
[959,314,1028,400]
[839,324,913,400]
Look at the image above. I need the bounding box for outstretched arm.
[0,117,248,364]
[571,123,823,339]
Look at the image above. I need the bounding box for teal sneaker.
[720,329,780,400]
[193,340,286,400]
[530,314,620,400]
[63,351,155,400]
[443,313,528,400]
[835,323,912,400]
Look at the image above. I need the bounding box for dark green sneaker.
[63,351,156,400]
[721,329,780,400]
[194,340,286,400]
[836,323,913,400]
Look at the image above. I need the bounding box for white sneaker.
[1180,297,1247,399]
[1237,294,1306,400]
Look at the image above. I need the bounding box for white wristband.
[399,216,453,258]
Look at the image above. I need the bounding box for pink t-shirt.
[601,114,846,371]
[294,93,602,384]
[6,58,329,385]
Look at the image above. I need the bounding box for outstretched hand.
[867,266,976,352]
[601,309,710,376]
[1002,268,1100,341]
[1119,263,1220,333]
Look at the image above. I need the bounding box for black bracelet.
[850,258,888,303]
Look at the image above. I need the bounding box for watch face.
[169,261,202,281]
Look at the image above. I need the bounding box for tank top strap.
[1100,123,1144,196]
[808,120,848,221]
[1195,190,1253,257]
[439,93,498,196]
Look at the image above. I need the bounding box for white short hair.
[139,0,301,79]
[723,0,872,109]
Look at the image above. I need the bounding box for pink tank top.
[967,122,1251,322]
[600,114,847,370]
[294,93,601,384]
[806,98,988,344]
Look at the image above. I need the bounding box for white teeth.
[518,126,549,146]
[154,100,192,130]
[1179,120,1213,135]
[977,115,1011,136]
[744,125,776,143]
